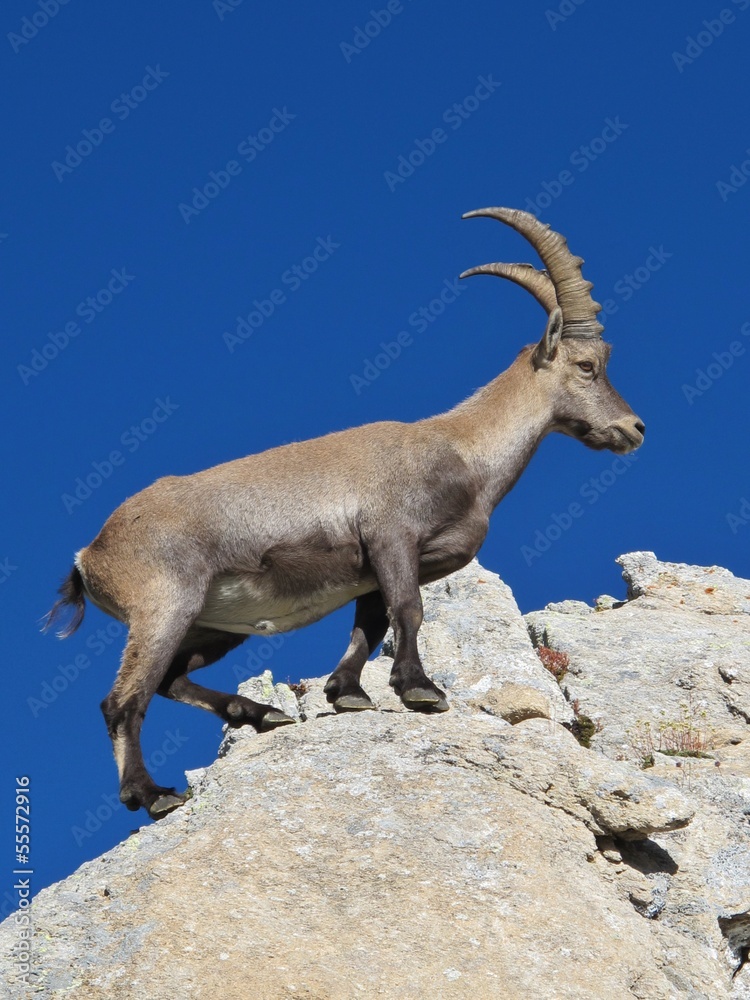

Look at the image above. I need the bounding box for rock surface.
[298,563,572,728]
[3,556,750,998]
[525,552,750,998]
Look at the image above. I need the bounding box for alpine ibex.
[47,206,644,819]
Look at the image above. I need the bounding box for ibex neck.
[435,355,552,511]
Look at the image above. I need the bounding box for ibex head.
[461,207,645,455]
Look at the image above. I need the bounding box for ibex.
[47,207,644,819]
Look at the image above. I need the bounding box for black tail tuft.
[43,566,86,638]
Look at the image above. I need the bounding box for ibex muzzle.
[46,205,644,819]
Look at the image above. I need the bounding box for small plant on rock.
[535,647,602,748]
[567,697,603,749]
[628,698,715,769]
[536,646,570,682]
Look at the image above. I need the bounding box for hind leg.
[158,627,296,731]
[323,591,389,711]
[101,595,205,819]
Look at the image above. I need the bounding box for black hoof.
[333,693,376,713]
[258,709,297,732]
[148,790,189,819]
[401,687,450,713]
[324,676,374,712]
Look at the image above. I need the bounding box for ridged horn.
[462,206,604,338]
[459,262,558,314]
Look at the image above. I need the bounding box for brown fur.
[47,208,645,819]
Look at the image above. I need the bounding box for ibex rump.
[47,207,644,819]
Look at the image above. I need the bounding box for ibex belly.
[195,573,376,635]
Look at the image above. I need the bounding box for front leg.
[366,534,448,713]
[324,591,389,712]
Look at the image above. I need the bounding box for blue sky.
[2,0,749,903]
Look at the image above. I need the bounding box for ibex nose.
[625,417,646,452]
[616,416,645,453]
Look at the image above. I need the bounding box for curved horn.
[462,207,604,338]
[459,262,558,314]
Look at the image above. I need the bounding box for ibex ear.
[532,307,563,370]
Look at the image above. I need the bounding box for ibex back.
[46,207,644,819]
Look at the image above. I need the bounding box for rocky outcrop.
[525,552,750,999]
[295,561,572,728]
[526,551,750,757]
[3,556,750,999]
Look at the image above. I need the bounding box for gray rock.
[526,552,750,993]
[543,598,593,615]
[299,560,573,727]
[218,670,301,756]
[0,711,700,1000]
[525,560,750,758]
[617,550,750,615]
[594,594,621,610]
[4,554,750,999]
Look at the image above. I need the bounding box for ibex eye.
[577,362,594,373]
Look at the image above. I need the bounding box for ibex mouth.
[612,426,644,454]
[568,422,639,454]
[589,425,644,455]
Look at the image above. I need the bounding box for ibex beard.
[46,206,644,819]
